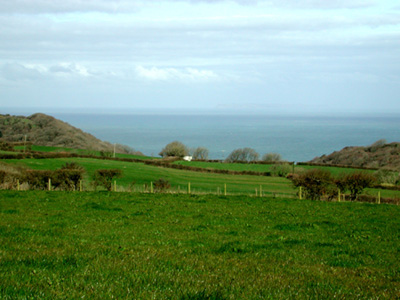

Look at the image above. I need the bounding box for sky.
[0,0,399,115]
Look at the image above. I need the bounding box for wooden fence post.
[17,179,20,191]
[260,185,262,197]
[114,180,117,192]
[150,182,154,193]
[224,184,227,196]
[299,186,302,200]
[338,189,341,202]
[48,178,52,191]
[79,180,83,192]
[377,191,381,204]
[188,182,191,194]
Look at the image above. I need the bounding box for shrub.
[0,170,7,184]
[24,170,53,190]
[92,169,122,191]
[270,164,291,177]
[336,171,376,201]
[289,169,332,200]
[52,169,84,191]
[0,141,13,151]
[374,168,399,185]
[159,141,189,158]
[153,178,171,192]
[262,153,282,162]
[225,148,259,163]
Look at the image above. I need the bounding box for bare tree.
[225,147,259,163]
[192,147,209,160]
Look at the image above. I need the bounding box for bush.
[159,141,189,158]
[93,169,122,191]
[374,168,399,185]
[289,169,332,200]
[52,169,84,191]
[225,148,259,163]
[336,171,376,201]
[270,164,291,177]
[0,170,7,184]
[153,178,171,192]
[24,170,53,190]
[262,153,282,162]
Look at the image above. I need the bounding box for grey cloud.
[0,63,44,81]
[0,0,141,14]
[0,0,375,14]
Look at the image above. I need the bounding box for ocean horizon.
[43,112,400,162]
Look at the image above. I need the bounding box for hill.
[0,113,140,154]
[310,140,400,170]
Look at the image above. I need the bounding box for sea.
[49,112,400,162]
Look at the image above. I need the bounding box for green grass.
[3,158,294,196]
[12,145,154,160]
[0,191,399,299]
[3,157,400,200]
[174,161,374,176]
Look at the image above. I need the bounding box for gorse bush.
[92,169,122,191]
[289,168,378,201]
[24,170,53,190]
[289,169,332,200]
[24,166,85,191]
[153,178,171,192]
[336,171,376,201]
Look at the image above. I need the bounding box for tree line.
[159,141,283,163]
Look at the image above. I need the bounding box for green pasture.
[0,191,399,299]
[12,145,153,160]
[2,156,400,199]
[2,158,294,196]
[174,160,374,176]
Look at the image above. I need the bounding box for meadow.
[0,191,399,299]
[2,153,399,200]
[2,157,294,197]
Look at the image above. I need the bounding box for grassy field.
[2,158,294,196]
[174,160,375,176]
[11,145,154,160]
[3,155,399,200]
[0,191,399,299]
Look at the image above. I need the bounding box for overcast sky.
[1,0,399,115]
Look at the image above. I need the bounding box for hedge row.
[297,162,379,171]
[144,160,272,177]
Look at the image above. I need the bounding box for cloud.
[0,63,44,81]
[0,0,375,14]
[135,66,218,81]
[48,63,92,77]
[0,62,98,82]
[0,0,141,14]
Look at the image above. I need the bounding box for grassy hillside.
[311,140,400,170]
[0,113,141,155]
[0,191,399,299]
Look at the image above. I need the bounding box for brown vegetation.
[0,113,142,155]
[310,140,400,170]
